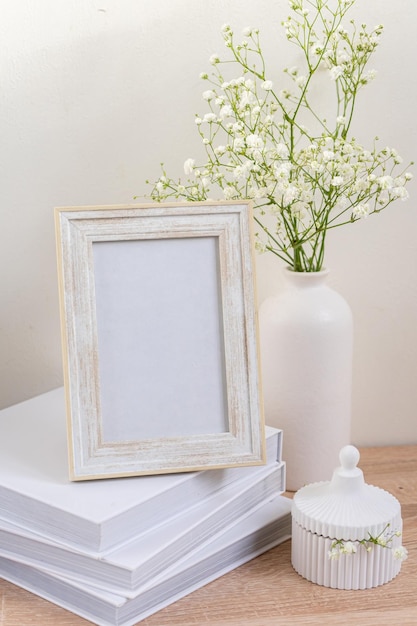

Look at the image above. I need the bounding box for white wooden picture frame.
[55,201,265,480]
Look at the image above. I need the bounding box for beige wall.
[1,0,416,446]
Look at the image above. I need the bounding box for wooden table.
[1,445,416,625]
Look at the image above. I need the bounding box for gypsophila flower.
[145,0,413,272]
[262,80,274,91]
[364,69,377,82]
[203,90,216,101]
[276,143,290,158]
[246,134,264,149]
[330,65,344,80]
[183,158,195,176]
[295,75,307,87]
[340,541,357,554]
[203,112,217,123]
[352,203,370,218]
[323,150,335,162]
[328,548,341,560]
[393,546,408,561]
[393,186,409,200]
[377,175,394,189]
[219,104,233,119]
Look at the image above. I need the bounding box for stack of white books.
[0,388,291,626]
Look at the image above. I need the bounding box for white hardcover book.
[0,495,292,626]
[0,387,282,551]
[0,461,285,593]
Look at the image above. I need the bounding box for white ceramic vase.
[259,268,353,491]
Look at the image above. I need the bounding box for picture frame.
[55,201,265,480]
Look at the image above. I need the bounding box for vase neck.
[283,267,330,288]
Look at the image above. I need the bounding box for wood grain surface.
[1,445,416,626]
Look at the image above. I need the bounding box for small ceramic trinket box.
[291,445,406,589]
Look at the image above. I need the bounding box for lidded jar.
[291,445,405,589]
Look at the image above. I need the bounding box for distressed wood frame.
[55,202,265,480]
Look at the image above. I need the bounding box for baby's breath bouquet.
[146,0,413,272]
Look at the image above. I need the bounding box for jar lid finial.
[339,445,360,473]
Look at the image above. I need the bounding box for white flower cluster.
[328,540,357,559]
[146,0,413,271]
[328,525,408,562]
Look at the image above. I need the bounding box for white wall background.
[1,0,416,447]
